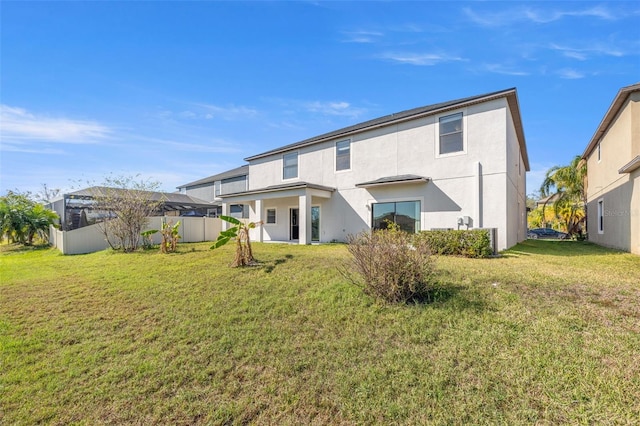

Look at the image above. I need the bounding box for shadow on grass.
[262,254,294,273]
[0,243,51,254]
[409,283,491,313]
[502,239,624,257]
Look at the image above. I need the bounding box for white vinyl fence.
[50,217,222,255]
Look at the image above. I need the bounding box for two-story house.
[177,165,249,218]
[215,88,529,251]
[581,83,640,254]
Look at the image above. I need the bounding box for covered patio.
[220,182,335,244]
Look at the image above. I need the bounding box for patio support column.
[221,202,228,230]
[254,199,263,242]
[299,191,311,245]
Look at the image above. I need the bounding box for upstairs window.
[597,143,601,162]
[283,152,298,180]
[439,112,463,155]
[336,140,351,171]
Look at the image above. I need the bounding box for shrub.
[416,229,493,258]
[346,227,435,304]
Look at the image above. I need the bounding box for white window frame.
[436,111,467,158]
[597,199,604,234]
[368,196,425,233]
[335,139,351,172]
[265,208,277,225]
[283,152,299,180]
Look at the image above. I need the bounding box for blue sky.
[1,1,639,197]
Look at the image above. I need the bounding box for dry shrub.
[346,227,435,304]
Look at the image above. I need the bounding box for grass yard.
[1,240,639,424]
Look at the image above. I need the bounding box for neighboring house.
[581,83,640,255]
[49,186,214,230]
[211,88,529,250]
[535,193,560,209]
[177,165,250,218]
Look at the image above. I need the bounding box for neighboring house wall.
[220,175,248,195]
[232,93,527,250]
[180,170,249,218]
[183,183,215,202]
[584,88,640,254]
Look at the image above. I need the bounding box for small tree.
[210,215,262,267]
[0,191,59,245]
[93,176,163,252]
[140,219,181,253]
[160,220,180,253]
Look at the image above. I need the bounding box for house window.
[597,143,601,162]
[597,199,604,234]
[439,112,463,155]
[311,206,320,242]
[336,140,350,171]
[372,201,421,233]
[283,152,298,179]
[214,181,221,197]
[230,204,249,219]
[266,208,276,224]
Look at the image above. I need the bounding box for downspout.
[475,161,483,228]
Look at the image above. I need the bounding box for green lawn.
[1,240,639,424]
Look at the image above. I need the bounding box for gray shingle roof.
[356,175,429,188]
[219,182,335,198]
[65,186,214,210]
[177,165,249,189]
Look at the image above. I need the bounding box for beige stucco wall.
[586,93,639,254]
[243,97,525,250]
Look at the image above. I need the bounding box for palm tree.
[539,155,587,236]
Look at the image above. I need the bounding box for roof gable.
[582,82,640,159]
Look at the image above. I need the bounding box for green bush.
[346,227,435,304]
[416,229,493,258]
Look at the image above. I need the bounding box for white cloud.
[266,97,369,119]
[302,100,368,118]
[483,63,530,76]
[195,103,258,120]
[0,105,111,145]
[549,42,626,60]
[557,68,585,79]
[341,30,384,43]
[378,52,465,66]
[463,5,619,27]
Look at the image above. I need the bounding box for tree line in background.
[527,155,587,237]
